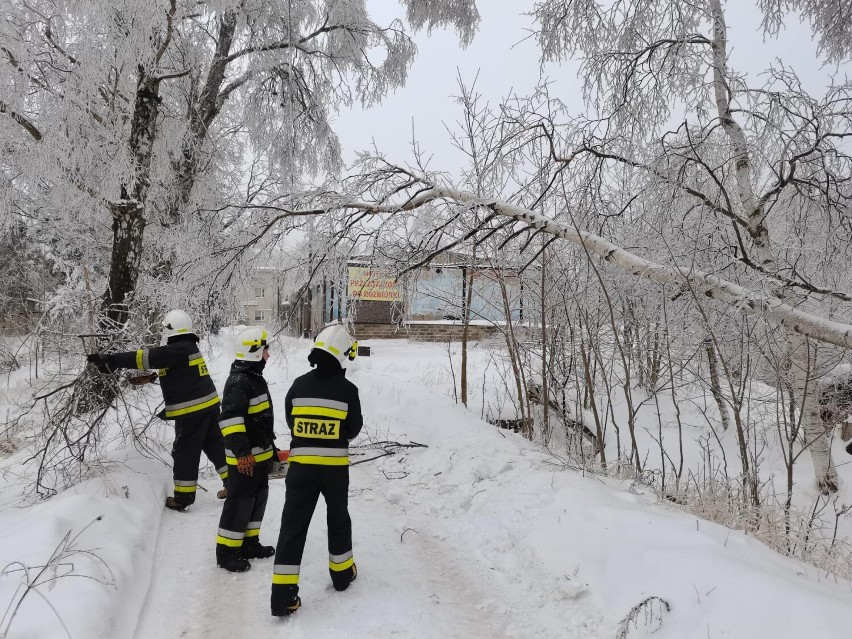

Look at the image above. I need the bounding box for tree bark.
[168,11,239,225]
[788,334,837,492]
[540,248,549,435]
[498,271,531,438]
[704,336,731,431]
[102,70,162,328]
[461,247,476,407]
[579,334,606,468]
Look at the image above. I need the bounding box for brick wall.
[350,300,402,324]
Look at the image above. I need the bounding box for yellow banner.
[347,267,402,302]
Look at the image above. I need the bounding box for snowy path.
[132,347,601,639]
[134,455,517,638]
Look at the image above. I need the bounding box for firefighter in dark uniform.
[215,326,277,572]
[87,309,227,511]
[270,324,363,617]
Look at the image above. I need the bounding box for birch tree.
[527,0,852,491]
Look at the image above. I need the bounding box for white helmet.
[313,324,357,364]
[161,309,195,342]
[234,326,270,361]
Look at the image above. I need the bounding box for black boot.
[330,563,357,592]
[242,537,275,559]
[165,497,190,512]
[217,547,251,573]
[271,595,301,617]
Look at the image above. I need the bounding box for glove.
[86,353,112,373]
[270,449,290,479]
[129,372,158,386]
[237,454,255,476]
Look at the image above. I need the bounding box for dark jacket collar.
[230,359,266,377]
[308,348,344,376]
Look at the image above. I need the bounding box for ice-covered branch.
[338,183,852,350]
[0,101,42,140]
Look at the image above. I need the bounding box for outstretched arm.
[99,343,186,371]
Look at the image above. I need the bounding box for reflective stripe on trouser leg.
[272,564,300,585]
[329,550,354,572]
[216,527,245,548]
[174,480,197,494]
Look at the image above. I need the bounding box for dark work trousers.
[217,464,270,555]
[271,463,354,608]
[171,408,227,506]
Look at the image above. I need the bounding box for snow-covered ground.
[2,335,852,638]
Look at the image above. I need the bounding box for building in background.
[240,266,285,327]
[285,252,524,341]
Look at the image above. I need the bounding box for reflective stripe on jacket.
[285,366,362,466]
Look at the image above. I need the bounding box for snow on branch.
[335,182,852,350]
[0,101,42,140]
[400,0,481,47]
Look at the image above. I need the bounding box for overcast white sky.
[334,1,841,175]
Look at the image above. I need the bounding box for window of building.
[254,310,265,321]
[255,287,266,299]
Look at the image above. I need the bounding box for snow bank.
[0,451,169,639]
